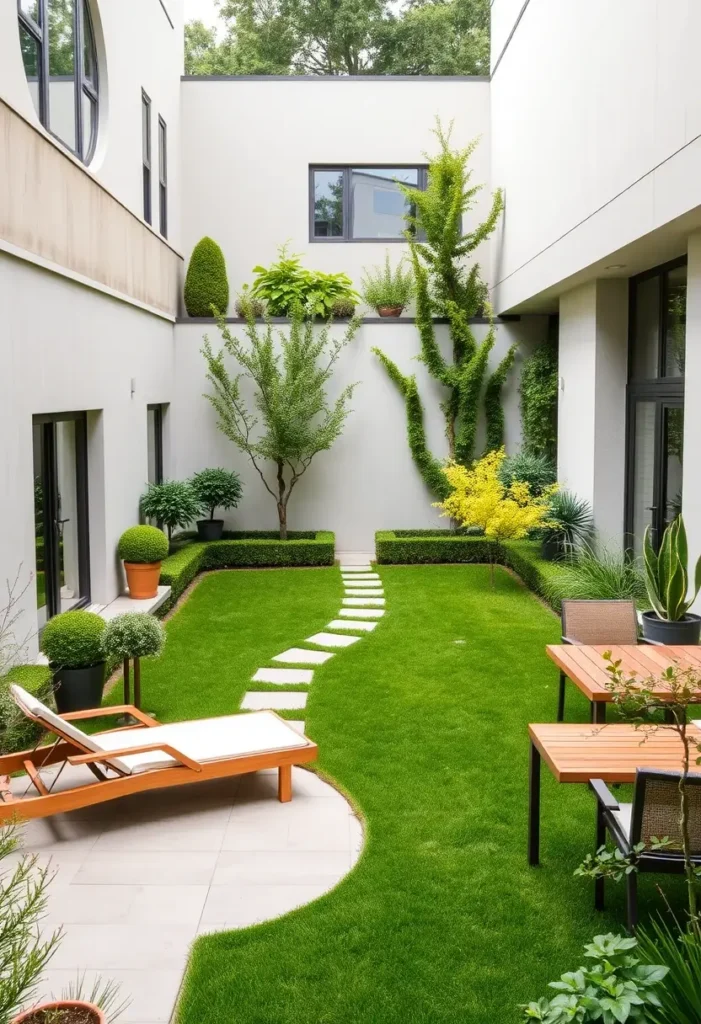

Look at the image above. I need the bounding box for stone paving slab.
[272,647,334,665]
[305,631,360,648]
[339,565,372,572]
[252,668,314,685]
[338,608,385,618]
[341,579,382,587]
[344,589,384,597]
[342,597,385,606]
[327,619,377,632]
[241,691,308,710]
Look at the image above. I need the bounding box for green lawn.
[120,565,684,1024]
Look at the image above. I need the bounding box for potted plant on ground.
[117,525,169,600]
[234,285,265,320]
[40,611,106,713]
[189,468,243,542]
[540,489,594,560]
[361,252,414,317]
[641,514,701,644]
[138,481,202,543]
[101,612,166,711]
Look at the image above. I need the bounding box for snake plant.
[643,515,701,621]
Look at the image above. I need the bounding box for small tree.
[202,308,360,539]
[434,448,554,585]
[101,613,166,711]
[189,468,243,521]
[139,481,202,541]
[184,237,229,317]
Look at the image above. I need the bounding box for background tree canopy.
[184,0,490,77]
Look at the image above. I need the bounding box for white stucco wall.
[490,0,701,313]
[179,78,492,305]
[172,316,547,551]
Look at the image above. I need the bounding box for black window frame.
[158,115,168,238]
[17,0,99,165]
[147,404,164,486]
[309,165,428,243]
[142,89,152,225]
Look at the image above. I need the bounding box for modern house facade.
[1,0,698,653]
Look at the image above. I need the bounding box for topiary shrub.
[101,613,166,660]
[40,611,106,668]
[189,468,243,521]
[139,482,202,541]
[0,664,54,753]
[118,525,169,564]
[184,236,229,317]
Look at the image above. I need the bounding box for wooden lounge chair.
[0,685,317,821]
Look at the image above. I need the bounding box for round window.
[18,0,100,165]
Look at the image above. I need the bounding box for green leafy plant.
[373,122,510,497]
[117,525,169,564]
[521,933,668,1023]
[0,665,53,755]
[139,481,202,541]
[40,611,105,669]
[0,822,63,1024]
[643,515,701,622]
[330,296,357,318]
[234,284,265,319]
[637,917,701,1024]
[184,236,229,317]
[189,468,243,521]
[361,252,414,311]
[51,974,130,1023]
[520,340,558,463]
[544,545,647,602]
[545,490,595,552]
[202,309,359,539]
[498,452,556,497]
[101,613,166,661]
[250,244,359,318]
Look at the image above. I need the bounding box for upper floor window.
[629,258,687,381]
[142,90,152,225]
[18,0,100,165]
[158,115,168,238]
[310,166,427,241]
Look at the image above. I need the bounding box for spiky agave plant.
[643,515,701,622]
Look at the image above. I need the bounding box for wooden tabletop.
[545,644,701,702]
[529,722,701,783]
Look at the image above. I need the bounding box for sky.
[183,0,220,29]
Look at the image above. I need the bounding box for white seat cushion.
[611,803,632,839]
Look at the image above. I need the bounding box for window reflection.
[665,266,686,377]
[19,24,41,120]
[313,170,343,237]
[351,167,417,239]
[48,0,77,153]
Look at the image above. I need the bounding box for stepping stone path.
[242,563,388,732]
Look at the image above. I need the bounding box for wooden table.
[527,721,701,865]
[546,644,701,723]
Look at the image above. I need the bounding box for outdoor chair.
[557,599,639,722]
[0,684,317,820]
[589,769,701,931]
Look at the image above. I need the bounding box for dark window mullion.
[18,9,42,40]
[74,0,84,159]
[343,167,351,240]
[39,0,49,128]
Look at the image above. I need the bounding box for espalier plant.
[643,515,701,621]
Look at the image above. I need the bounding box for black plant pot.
[52,662,106,713]
[641,611,701,646]
[196,519,224,542]
[541,535,564,562]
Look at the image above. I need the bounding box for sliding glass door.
[33,413,90,627]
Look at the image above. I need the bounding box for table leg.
[528,740,541,867]
[592,701,607,724]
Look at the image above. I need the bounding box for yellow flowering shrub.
[435,448,555,542]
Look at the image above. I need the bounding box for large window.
[142,89,152,225]
[310,166,427,241]
[18,0,99,165]
[158,115,168,238]
[625,257,686,556]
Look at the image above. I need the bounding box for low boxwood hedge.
[375,531,561,612]
[0,664,54,754]
[159,531,335,611]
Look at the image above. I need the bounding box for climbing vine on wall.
[519,340,558,463]
[372,122,512,497]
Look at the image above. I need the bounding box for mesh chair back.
[560,600,638,646]
[632,770,701,854]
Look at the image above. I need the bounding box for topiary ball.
[118,526,169,564]
[41,611,106,668]
[101,612,166,660]
[184,236,229,317]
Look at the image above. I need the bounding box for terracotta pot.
[123,561,161,599]
[12,999,106,1023]
[376,305,404,318]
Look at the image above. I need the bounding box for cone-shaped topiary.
[118,525,169,564]
[184,236,229,317]
[41,611,106,668]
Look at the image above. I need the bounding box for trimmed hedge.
[375,531,562,612]
[184,236,229,317]
[0,664,54,754]
[159,532,335,611]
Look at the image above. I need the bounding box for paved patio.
[11,765,362,1023]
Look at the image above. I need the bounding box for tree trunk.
[276,461,288,540]
[122,657,130,704]
[133,656,141,710]
[278,503,288,541]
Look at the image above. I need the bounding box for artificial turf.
[125,564,685,1024]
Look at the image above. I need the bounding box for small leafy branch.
[0,567,34,679]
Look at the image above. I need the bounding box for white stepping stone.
[272,647,334,665]
[341,580,382,588]
[241,691,308,710]
[345,589,384,597]
[328,619,377,632]
[339,608,385,618]
[340,565,372,572]
[252,668,314,685]
[342,574,380,580]
[306,631,360,648]
[343,597,385,606]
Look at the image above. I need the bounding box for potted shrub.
[138,481,202,542]
[189,468,243,542]
[361,252,414,317]
[330,296,357,319]
[234,284,265,320]
[13,1000,106,1023]
[101,612,166,710]
[642,514,701,644]
[40,611,106,712]
[117,525,169,600]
